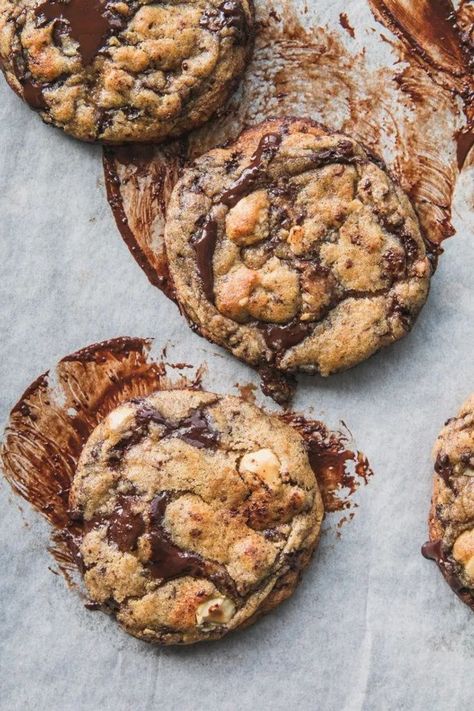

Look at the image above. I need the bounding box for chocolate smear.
[455,128,474,170]
[280,413,373,514]
[0,337,206,586]
[103,143,184,301]
[104,1,472,287]
[339,13,355,39]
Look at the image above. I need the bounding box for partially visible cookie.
[70,389,323,644]
[423,395,474,610]
[164,117,431,377]
[0,0,254,142]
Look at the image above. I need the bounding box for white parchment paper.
[1,1,473,710]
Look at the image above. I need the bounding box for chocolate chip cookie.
[0,0,254,142]
[165,117,431,376]
[423,395,474,611]
[70,389,324,644]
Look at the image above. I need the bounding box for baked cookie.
[423,395,474,610]
[165,117,431,376]
[70,389,324,644]
[0,0,254,142]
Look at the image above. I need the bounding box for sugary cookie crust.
[70,389,323,644]
[426,395,474,609]
[0,0,254,142]
[165,117,431,376]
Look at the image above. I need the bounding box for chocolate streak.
[103,146,182,300]
[190,132,282,303]
[148,493,208,580]
[191,217,218,303]
[220,132,282,208]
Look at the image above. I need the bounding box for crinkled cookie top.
[0,0,254,142]
[70,389,323,644]
[165,117,431,376]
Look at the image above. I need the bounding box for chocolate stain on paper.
[1,337,373,590]
[104,0,473,282]
[103,1,473,402]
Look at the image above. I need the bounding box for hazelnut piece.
[196,596,236,627]
[239,449,282,489]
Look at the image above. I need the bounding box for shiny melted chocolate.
[134,399,220,449]
[35,0,124,66]
[21,77,47,110]
[422,539,474,611]
[147,493,207,580]
[85,494,146,552]
[191,217,218,303]
[260,320,311,353]
[190,132,282,305]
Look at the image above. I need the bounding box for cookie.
[164,117,431,376]
[0,0,254,143]
[423,395,474,610]
[70,389,324,644]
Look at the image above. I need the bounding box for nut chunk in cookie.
[423,394,474,611]
[165,118,431,377]
[69,389,324,644]
[0,0,254,142]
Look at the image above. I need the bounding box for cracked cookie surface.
[0,0,254,142]
[424,395,474,611]
[70,388,323,644]
[165,117,431,376]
